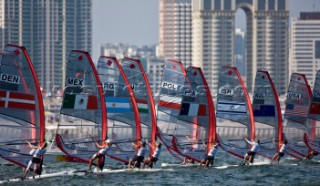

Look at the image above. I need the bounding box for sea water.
[0,149,319,186]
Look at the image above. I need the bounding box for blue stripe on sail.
[105,97,130,103]
[107,107,131,113]
[217,110,247,114]
[217,101,246,106]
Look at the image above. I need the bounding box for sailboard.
[305,70,320,154]
[252,71,283,159]
[120,57,157,157]
[97,56,140,163]
[157,60,216,162]
[284,73,312,159]
[0,170,69,183]
[0,44,45,171]
[55,50,107,163]
[216,66,255,159]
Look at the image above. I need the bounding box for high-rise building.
[290,12,320,88]
[234,28,246,77]
[0,0,92,91]
[159,0,192,67]
[192,0,289,95]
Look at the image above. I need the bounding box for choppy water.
[1,150,320,186]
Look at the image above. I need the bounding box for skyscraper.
[192,0,289,94]
[234,28,246,77]
[0,0,92,91]
[159,0,192,67]
[290,12,320,88]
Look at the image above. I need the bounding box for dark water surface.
[1,150,319,186]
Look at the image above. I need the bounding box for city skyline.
[92,0,320,60]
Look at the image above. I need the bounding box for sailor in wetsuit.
[199,140,219,168]
[88,139,112,172]
[271,140,288,164]
[143,142,162,169]
[243,138,260,165]
[22,142,47,179]
[128,141,146,170]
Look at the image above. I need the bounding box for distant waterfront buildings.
[158,0,192,68]
[100,43,164,94]
[289,12,320,88]
[0,0,92,91]
[192,0,289,95]
[234,28,246,77]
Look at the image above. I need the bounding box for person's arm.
[148,142,156,149]
[28,142,39,149]
[202,141,207,148]
[132,142,138,148]
[95,141,105,149]
[245,138,253,145]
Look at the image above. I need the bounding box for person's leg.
[88,154,97,172]
[243,153,248,164]
[204,160,210,168]
[22,160,33,179]
[143,158,149,169]
[32,164,37,179]
[128,158,133,169]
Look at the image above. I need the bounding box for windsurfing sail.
[156,60,187,161]
[97,56,140,163]
[305,70,320,154]
[120,57,157,157]
[55,50,107,163]
[157,61,216,162]
[0,44,45,169]
[284,73,312,159]
[216,66,254,159]
[252,70,283,159]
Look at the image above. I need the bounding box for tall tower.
[192,0,289,95]
[290,12,320,88]
[0,0,92,91]
[159,0,192,67]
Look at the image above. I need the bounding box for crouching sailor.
[128,141,146,170]
[143,142,162,168]
[88,139,112,172]
[271,140,288,164]
[199,140,219,168]
[22,141,48,180]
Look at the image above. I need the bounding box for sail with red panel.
[156,60,187,161]
[97,56,140,163]
[120,57,157,157]
[252,71,283,159]
[55,50,107,163]
[216,66,255,159]
[0,44,45,171]
[284,73,312,159]
[157,61,216,162]
[305,70,320,154]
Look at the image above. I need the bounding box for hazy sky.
[92,0,320,60]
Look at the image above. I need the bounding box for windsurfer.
[271,140,288,164]
[88,139,112,172]
[199,140,219,168]
[22,141,48,180]
[143,142,162,169]
[243,137,260,165]
[128,141,146,170]
[304,150,319,160]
